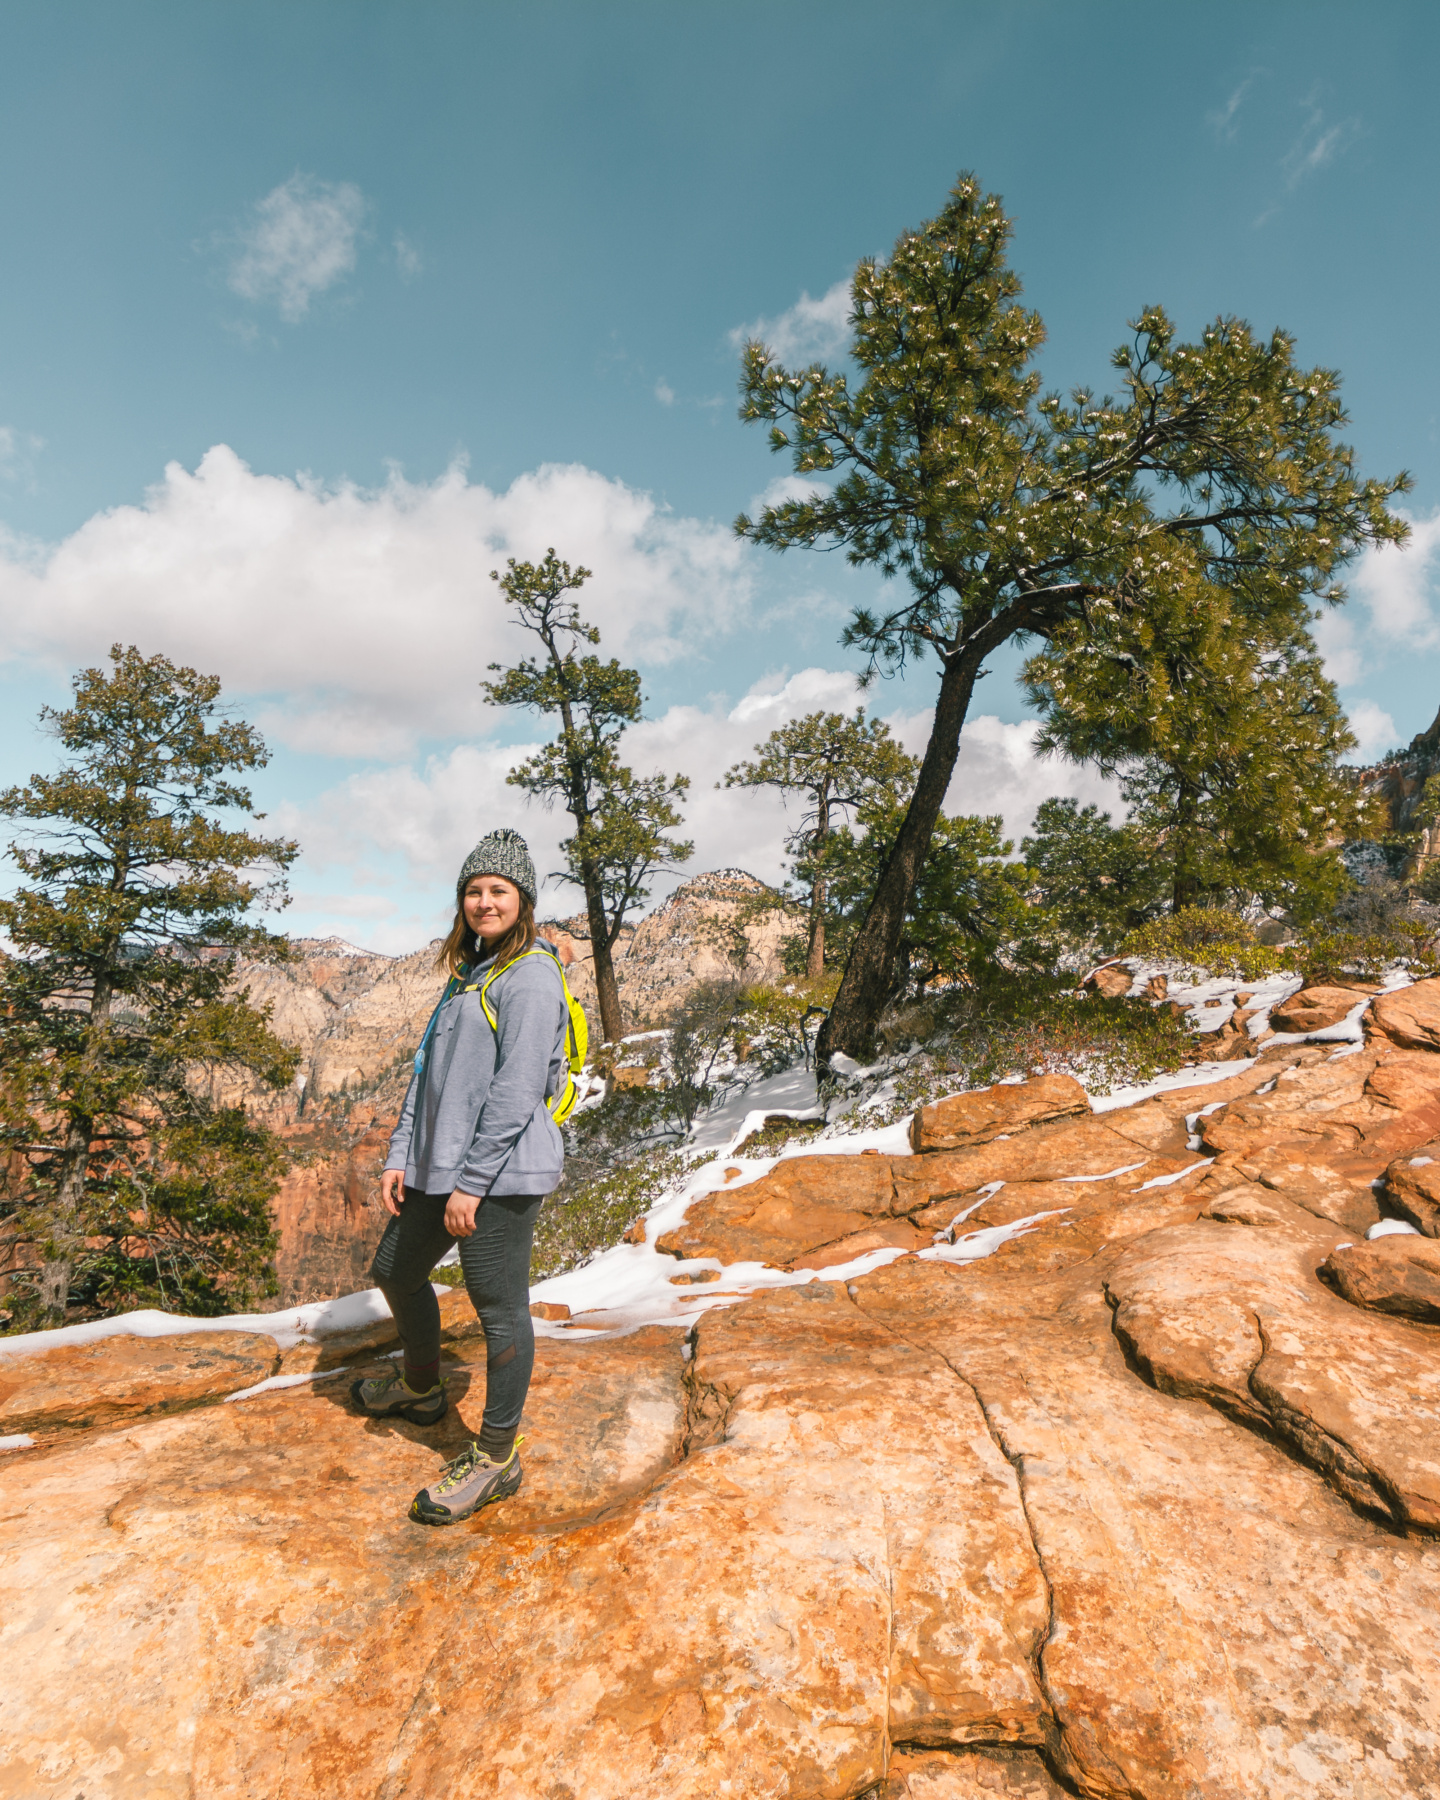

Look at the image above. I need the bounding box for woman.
[352,827,570,1525]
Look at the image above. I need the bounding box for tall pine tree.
[0,647,298,1329]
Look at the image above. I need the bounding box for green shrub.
[1120,907,1287,982]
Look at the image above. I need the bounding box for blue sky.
[2,1,1438,950]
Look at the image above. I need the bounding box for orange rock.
[0,1330,279,1435]
[788,1220,924,1271]
[1386,1145,1440,1235]
[1270,984,1365,1034]
[530,1300,572,1319]
[1144,973,1170,1002]
[1106,1215,1440,1532]
[1322,1234,1440,1322]
[910,1073,1089,1153]
[609,1064,653,1091]
[1370,977,1440,1051]
[1083,963,1133,998]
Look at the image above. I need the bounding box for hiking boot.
[409,1439,524,1526]
[350,1366,448,1426]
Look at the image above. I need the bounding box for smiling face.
[463,874,522,949]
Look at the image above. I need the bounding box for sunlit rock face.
[5,1014,1440,1798]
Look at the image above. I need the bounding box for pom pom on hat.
[457,828,537,904]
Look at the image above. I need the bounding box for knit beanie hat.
[456,827,537,904]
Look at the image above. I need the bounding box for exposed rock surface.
[1386,1143,1440,1234]
[8,1042,1440,1795]
[0,1330,278,1436]
[1269,983,1363,1033]
[1322,1232,1440,1321]
[910,1073,1088,1152]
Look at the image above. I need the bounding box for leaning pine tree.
[483,552,693,1044]
[0,646,299,1330]
[735,171,1408,1065]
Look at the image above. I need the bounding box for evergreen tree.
[816,801,1031,996]
[0,647,299,1330]
[735,172,1408,1065]
[483,552,692,1042]
[1020,798,1167,952]
[1022,551,1372,920]
[721,709,916,977]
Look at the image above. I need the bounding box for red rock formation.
[5,1028,1440,1794]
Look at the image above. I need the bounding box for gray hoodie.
[384,941,569,1198]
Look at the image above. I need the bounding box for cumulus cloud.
[730,274,853,364]
[283,667,1120,951]
[228,174,367,321]
[1352,509,1440,651]
[1344,700,1398,763]
[0,447,755,757]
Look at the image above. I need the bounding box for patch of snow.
[919,1209,1070,1266]
[687,1063,821,1155]
[1409,1156,1434,1168]
[0,1434,35,1452]
[1059,1161,1150,1184]
[1367,1219,1423,1240]
[225,1367,351,1403]
[1137,1159,1213,1190]
[0,1281,446,1363]
[1089,1058,1258,1114]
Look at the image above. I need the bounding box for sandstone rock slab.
[856,1257,1440,1800]
[0,1329,279,1435]
[1321,1232,1440,1324]
[910,1074,1088,1154]
[1105,1218,1440,1532]
[1370,975,1440,1051]
[1269,984,1364,1033]
[885,1747,1070,1797]
[1385,1144,1440,1235]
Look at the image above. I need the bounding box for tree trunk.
[806,793,830,981]
[816,648,981,1069]
[1171,781,1201,912]
[805,878,826,980]
[37,1114,91,1326]
[581,860,625,1044]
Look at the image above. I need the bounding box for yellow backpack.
[476,945,588,1122]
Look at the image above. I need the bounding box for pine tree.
[0,647,299,1330]
[1020,798,1167,952]
[721,709,916,977]
[735,172,1408,1065]
[1022,551,1373,921]
[483,552,692,1042]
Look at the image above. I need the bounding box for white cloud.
[1312,608,1363,687]
[1281,98,1360,192]
[1207,76,1255,142]
[392,232,422,281]
[730,274,853,364]
[229,174,367,321]
[0,447,755,758]
[1352,509,1440,651]
[284,668,1121,950]
[1344,699,1398,763]
[0,425,43,486]
[654,379,676,407]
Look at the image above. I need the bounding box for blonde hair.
[437,884,537,978]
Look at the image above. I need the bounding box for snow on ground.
[3,959,1422,1385]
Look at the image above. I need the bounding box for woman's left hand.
[445,1189,484,1237]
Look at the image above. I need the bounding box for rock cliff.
[4,983,1440,1797]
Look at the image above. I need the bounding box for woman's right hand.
[379,1169,405,1216]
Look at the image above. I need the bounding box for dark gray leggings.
[369,1189,542,1453]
